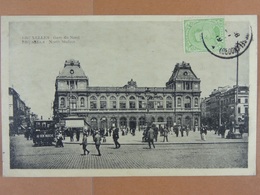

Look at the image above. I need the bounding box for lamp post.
[235,44,239,125]
[69,69,74,115]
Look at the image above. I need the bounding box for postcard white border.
[1,15,257,177]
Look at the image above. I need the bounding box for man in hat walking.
[113,127,121,149]
[147,126,155,149]
[80,134,90,155]
[94,131,102,156]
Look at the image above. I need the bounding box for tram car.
[32,120,55,146]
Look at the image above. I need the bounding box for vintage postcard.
[1,16,257,177]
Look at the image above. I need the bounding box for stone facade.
[53,60,201,130]
[201,85,249,129]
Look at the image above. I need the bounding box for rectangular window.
[186,82,190,90]
[120,102,126,109]
[70,81,75,89]
[185,103,191,109]
[245,107,248,115]
[100,101,107,109]
[139,101,143,108]
[166,102,172,109]
[129,102,136,109]
[157,102,163,109]
[147,101,154,109]
[245,98,248,103]
[70,102,76,109]
[238,98,241,103]
[238,107,241,114]
[177,98,181,107]
[111,101,116,109]
[90,102,97,109]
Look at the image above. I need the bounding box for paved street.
[10,130,248,169]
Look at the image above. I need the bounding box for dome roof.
[57,59,88,79]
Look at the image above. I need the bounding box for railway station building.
[53,59,201,130]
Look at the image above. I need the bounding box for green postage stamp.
[184,18,225,53]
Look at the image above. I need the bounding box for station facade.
[53,59,201,130]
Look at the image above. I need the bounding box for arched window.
[155,96,163,109]
[194,98,199,107]
[119,96,126,109]
[110,96,117,109]
[100,117,107,129]
[139,117,146,127]
[129,96,136,109]
[100,96,107,109]
[110,117,117,128]
[91,117,98,129]
[158,117,164,122]
[177,97,182,107]
[90,96,97,109]
[120,117,127,128]
[80,97,85,107]
[167,117,173,127]
[184,96,191,109]
[60,97,65,108]
[138,96,145,109]
[166,96,172,109]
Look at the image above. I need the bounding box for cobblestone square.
[10,131,248,169]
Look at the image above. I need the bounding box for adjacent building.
[53,59,201,130]
[201,85,249,129]
[9,87,37,135]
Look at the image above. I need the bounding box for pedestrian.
[70,128,74,142]
[56,131,64,147]
[220,123,226,138]
[108,128,111,136]
[132,128,136,136]
[147,126,155,149]
[62,127,66,140]
[186,126,190,136]
[80,134,90,155]
[163,126,169,142]
[170,126,174,135]
[176,125,180,137]
[113,127,121,148]
[76,129,80,141]
[200,125,207,141]
[94,131,102,156]
[180,125,184,137]
[154,125,158,142]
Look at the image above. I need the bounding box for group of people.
[80,132,102,156]
[173,125,190,137]
[142,124,192,144]
[79,125,121,156]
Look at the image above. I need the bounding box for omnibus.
[32,120,55,146]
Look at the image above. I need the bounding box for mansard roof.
[56,59,88,80]
[166,61,200,85]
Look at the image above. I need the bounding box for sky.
[7,16,254,119]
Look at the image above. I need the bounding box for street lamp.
[69,69,74,115]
